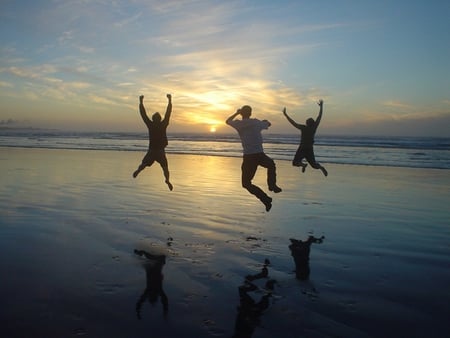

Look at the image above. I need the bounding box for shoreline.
[1,145,449,171]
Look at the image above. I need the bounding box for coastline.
[1,130,449,170]
[1,147,449,337]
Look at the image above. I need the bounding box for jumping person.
[226,105,282,211]
[133,94,173,190]
[282,100,328,176]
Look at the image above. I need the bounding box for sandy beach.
[1,147,449,337]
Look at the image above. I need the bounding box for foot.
[166,180,173,191]
[321,167,328,177]
[262,196,272,212]
[133,170,139,178]
[301,163,307,173]
[269,185,282,193]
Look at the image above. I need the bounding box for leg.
[309,162,327,176]
[242,155,272,211]
[258,153,282,193]
[306,150,327,177]
[133,163,146,178]
[161,165,173,190]
[156,151,173,190]
[133,151,155,178]
[293,147,308,172]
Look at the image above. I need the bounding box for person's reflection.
[232,259,276,338]
[289,236,324,280]
[134,249,168,319]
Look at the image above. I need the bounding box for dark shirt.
[298,124,318,148]
[139,102,171,150]
[148,121,169,150]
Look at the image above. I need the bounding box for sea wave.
[1,129,449,169]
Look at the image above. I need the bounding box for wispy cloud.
[382,100,413,110]
[0,81,13,88]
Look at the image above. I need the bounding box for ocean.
[1,128,449,170]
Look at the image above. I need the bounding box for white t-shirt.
[228,118,270,154]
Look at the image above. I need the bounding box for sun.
[209,126,217,133]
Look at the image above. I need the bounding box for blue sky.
[1,0,449,136]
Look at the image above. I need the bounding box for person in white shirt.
[226,105,282,211]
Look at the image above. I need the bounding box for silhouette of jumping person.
[283,100,328,176]
[226,105,282,211]
[133,94,173,191]
[289,236,324,280]
[232,259,275,338]
[134,249,168,319]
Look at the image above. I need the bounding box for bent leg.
[133,152,155,178]
[309,162,327,176]
[258,153,281,193]
[293,147,305,166]
[293,147,308,172]
[306,151,328,177]
[242,155,272,211]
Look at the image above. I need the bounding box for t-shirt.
[228,118,270,154]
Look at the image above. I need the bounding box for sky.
[1,0,449,136]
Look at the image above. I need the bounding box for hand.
[282,107,287,115]
[139,95,144,103]
[317,99,323,106]
[167,94,172,100]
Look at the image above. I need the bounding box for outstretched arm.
[163,94,172,123]
[226,109,241,125]
[315,100,323,127]
[139,95,152,126]
[283,107,302,129]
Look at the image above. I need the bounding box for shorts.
[293,146,316,166]
[141,149,168,167]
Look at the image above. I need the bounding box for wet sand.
[1,147,449,337]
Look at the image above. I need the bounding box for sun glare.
[210,126,217,133]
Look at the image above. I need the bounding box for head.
[240,105,252,118]
[306,118,315,127]
[152,112,162,122]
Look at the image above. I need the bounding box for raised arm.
[163,94,172,123]
[282,107,302,129]
[226,109,241,125]
[139,95,152,127]
[315,100,323,127]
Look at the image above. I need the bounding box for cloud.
[0,81,13,88]
[382,100,413,110]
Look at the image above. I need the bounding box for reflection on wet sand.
[289,235,324,281]
[134,249,168,319]
[232,259,276,338]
